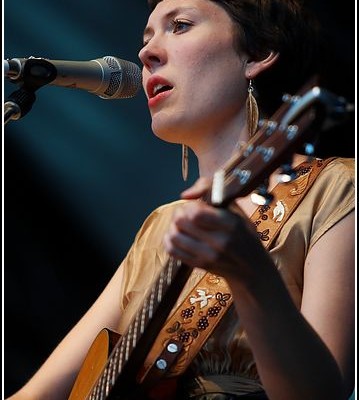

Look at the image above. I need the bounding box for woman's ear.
[245,51,279,79]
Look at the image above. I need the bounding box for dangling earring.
[182,144,188,181]
[246,79,259,137]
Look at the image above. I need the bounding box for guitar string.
[87,256,180,398]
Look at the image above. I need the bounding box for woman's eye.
[171,19,192,34]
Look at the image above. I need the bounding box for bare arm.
[229,211,355,400]
[7,265,126,400]
[301,211,355,396]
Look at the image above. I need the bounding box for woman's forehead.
[146,0,230,27]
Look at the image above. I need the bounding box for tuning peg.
[303,142,315,157]
[258,119,278,135]
[251,181,274,206]
[277,163,297,183]
[282,93,301,104]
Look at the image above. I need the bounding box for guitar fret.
[105,359,113,397]
[167,258,174,285]
[132,312,140,348]
[104,365,111,396]
[112,346,120,384]
[100,372,106,400]
[95,380,100,399]
[106,356,115,394]
[95,378,101,400]
[140,298,148,334]
[148,285,156,319]
[97,369,106,400]
[93,379,100,399]
[93,382,99,400]
[103,364,111,397]
[117,340,125,373]
[157,269,165,303]
[125,324,134,361]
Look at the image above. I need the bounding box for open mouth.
[152,84,173,97]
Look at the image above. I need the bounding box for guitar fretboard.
[88,256,185,399]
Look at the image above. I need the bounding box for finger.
[177,202,238,233]
[194,207,236,231]
[163,229,216,268]
[181,177,212,199]
[169,207,234,260]
[165,217,202,253]
[163,231,193,260]
[174,201,226,230]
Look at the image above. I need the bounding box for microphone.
[4,56,142,99]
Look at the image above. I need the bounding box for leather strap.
[139,158,334,385]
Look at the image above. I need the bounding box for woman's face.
[139,0,248,148]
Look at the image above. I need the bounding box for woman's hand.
[163,177,274,284]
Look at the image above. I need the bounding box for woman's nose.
[138,37,167,72]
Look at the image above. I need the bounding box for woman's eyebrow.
[143,7,197,39]
[143,25,154,40]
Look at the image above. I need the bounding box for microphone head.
[4,56,143,100]
[97,56,142,99]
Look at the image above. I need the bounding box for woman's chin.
[151,118,184,144]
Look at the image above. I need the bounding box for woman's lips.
[148,87,173,107]
[147,76,174,107]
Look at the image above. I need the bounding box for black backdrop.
[3,1,355,397]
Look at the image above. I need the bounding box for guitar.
[68,80,347,400]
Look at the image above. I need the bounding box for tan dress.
[116,158,355,397]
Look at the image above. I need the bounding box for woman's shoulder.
[143,199,187,226]
[302,157,355,247]
[150,199,188,215]
[133,199,187,244]
[322,157,355,178]
[305,156,355,205]
[312,157,355,199]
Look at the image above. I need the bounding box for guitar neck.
[88,257,192,399]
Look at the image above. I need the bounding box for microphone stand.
[4,58,57,125]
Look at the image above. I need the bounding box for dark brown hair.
[147,0,324,116]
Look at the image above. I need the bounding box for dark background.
[3,1,355,397]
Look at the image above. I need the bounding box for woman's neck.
[192,113,249,178]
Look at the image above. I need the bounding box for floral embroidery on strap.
[166,288,232,346]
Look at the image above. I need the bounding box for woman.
[7,0,355,399]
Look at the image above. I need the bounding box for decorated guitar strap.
[139,157,335,386]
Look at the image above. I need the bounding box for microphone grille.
[103,56,142,99]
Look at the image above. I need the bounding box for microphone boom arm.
[4,58,57,125]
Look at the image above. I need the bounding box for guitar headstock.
[208,79,347,208]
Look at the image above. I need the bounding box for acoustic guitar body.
[68,328,120,400]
